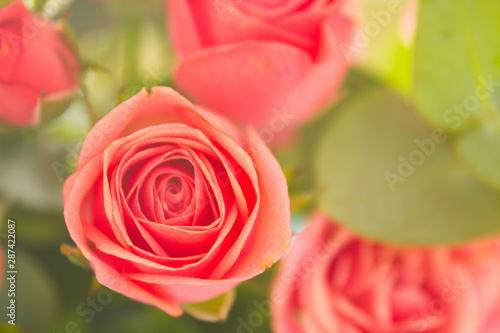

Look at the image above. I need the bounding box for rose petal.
[0,82,40,126]
[175,41,312,127]
[64,154,184,316]
[223,128,291,277]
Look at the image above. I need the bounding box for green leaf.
[182,290,236,323]
[41,93,76,121]
[458,126,500,191]
[315,88,500,245]
[61,243,90,269]
[413,0,500,132]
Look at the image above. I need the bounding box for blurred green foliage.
[314,86,500,245]
[414,0,500,132]
[1,0,500,331]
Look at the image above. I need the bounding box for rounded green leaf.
[458,126,500,191]
[315,88,500,245]
[413,0,500,132]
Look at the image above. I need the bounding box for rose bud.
[63,87,291,316]
[272,214,500,333]
[166,0,358,131]
[0,1,81,127]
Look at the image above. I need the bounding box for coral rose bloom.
[167,0,357,129]
[272,214,500,333]
[63,87,291,316]
[0,1,81,127]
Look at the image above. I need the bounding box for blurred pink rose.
[63,87,291,316]
[0,1,81,127]
[272,214,500,333]
[167,0,357,130]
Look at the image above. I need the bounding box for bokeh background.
[3,0,500,332]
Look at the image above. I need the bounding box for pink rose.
[0,1,81,127]
[272,214,500,333]
[167,0,357,129]
[63,87,291,316]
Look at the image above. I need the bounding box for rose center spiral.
[161,175,193,215]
